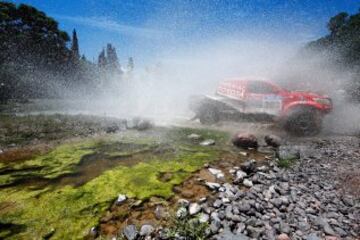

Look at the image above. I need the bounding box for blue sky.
[10,0,360,65]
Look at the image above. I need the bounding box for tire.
[284,108,322,136]
[198,103,219,124]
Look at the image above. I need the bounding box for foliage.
[306,9,360,100]
[166,216,209,240]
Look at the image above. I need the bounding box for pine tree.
[71,29,80,60]
[97,49,107,68]
[127,57,134,71]
[106,43,120,72]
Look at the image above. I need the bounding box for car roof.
[222,77,270,84]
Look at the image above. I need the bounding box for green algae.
[0,127,228,239]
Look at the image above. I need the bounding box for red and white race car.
[190,78,332,135]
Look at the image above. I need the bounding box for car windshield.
[247,81,276,94]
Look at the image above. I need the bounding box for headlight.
[314,98,331,105]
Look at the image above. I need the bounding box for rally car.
[190,78,332,135]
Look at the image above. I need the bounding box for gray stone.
[205,182,221,190]
[123,225,138,240]
[243,179,253,188]
[187,133,201,140]
[189,203,201,215]
[232,133,258,149]
[215,229,249,240]
[213,199,223,208]
[305,233,321,240]
[240,159,257,173]
[177,199,190,208]
[279,222,291,234]
[247,226,264,238]
[140,224,154,236]
[265,134,282,148]
[208,168,223,175]
[116,194,127,205]
[238,201,251,212]
[199,213,210,223]
[200,139,216,146]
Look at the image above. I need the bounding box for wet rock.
[240,159,257,174]
[123,225,138,240]
[238,201,251,212]
[232,133,258,149]
[235,170,247,182]
[323,223,336,236]
[257,165,269,172]
[105,124,120,133]
[199,213,210,223]
[243,179,253,188]
[208,168,225,180]
[305,233,321,240]
[200,139,216,146]
[277,146,300,160]
[43,228,56,239]
[276,233,290,240]
[155,206,168,220]
[210,219,222,234]
[116,194,127,205]
[136,118,153,131]
[213,199,222,208]
[208,168,222,175]
[189,203,201,215]
[177,199,190,208]
[279,222,291,234]
[140,224,154,236]
[215,229,249,240]
[187,133,202,140]
[265,135,282,148]
[247,226,264,238]
[205,182,221,190]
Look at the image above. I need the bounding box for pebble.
[189,203,201,215]
[200,139,215,146]
[276,233,290,240]
[243,179,253,188]
[116,194,127,205]
[123,225,138,240]
[139,225,154,236]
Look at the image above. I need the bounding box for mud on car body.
[190,78,332,135]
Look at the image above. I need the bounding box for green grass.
[277,158,296,168]
[0,127,228,239]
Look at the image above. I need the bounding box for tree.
[97,49,107,68]
[0,2,71,101]
[71,29,80,60]
[106,43,121,72]
[328,12,349,35]
[127,57,134,72]
[305,9,360,101]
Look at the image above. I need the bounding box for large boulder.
[265,134,282,148]
[232,133,258,149]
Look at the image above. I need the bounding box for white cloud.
[54,15,164,39]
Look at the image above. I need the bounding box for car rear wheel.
[285,108,322,136]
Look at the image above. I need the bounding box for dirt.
[98,147,272,238]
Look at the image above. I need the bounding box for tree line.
[0,2,134,102]
[0,2,359,102]
[304,9,360,101]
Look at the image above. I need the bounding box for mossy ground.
[0,127,229,239]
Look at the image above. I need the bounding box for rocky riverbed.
[116,135,360,240]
